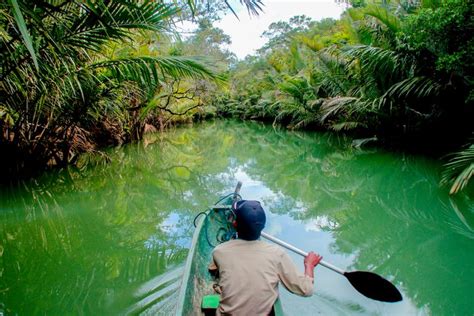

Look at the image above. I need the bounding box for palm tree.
[0,0,219,180]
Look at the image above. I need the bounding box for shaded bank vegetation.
[0,0,241,181]
[1,0,472,193]
[211,1,473,194]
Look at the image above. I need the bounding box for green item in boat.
[201,295,220,310]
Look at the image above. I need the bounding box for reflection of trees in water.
[0,182,190,314]
[212,121,473,315]
[0,124,239,314]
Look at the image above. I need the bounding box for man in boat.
[209,200,322,315]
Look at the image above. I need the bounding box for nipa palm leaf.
[442,143,474,194]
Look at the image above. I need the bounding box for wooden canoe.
[175,183,284,315]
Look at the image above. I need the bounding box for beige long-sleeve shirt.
[209,239,314,316]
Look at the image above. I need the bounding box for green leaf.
[363,4,401,33]
[8,0,38,70]
[441,143,474,195]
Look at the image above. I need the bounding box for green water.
[1,120,473,315]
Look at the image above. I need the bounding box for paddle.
[260,231,403,303]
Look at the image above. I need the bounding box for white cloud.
[216,1,346,59]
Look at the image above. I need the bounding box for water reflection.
[1,120,473,315]
[0,126,237,314]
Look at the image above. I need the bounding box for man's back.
[210,239,313,316]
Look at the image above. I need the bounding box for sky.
[215,0,346,59]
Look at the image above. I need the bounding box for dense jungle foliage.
[0,0,472,194]
[0,0,253,180]
[211,0,474,194]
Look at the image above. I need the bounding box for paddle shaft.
[261,232,345,275]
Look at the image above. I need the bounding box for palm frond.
[441,143,474,194]
[224,0,264,17]
[315,48,352,97]
[386,76,442,99]
[343,45,406,79]
[239,0,264,16]
[278,75,311,103]
[363,4,401,33]
[89,56,217,84]
[319,96,358,123]
[64,1,177,52]
[186,0,263,18]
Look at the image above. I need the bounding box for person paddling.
[208,200,322,315]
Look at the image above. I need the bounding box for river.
[1,120,473,315]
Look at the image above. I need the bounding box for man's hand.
[304,251,322,268]
[304,251,322,280]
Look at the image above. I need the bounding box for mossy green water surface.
[1,120,473,315]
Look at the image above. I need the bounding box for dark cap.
[232,200,266,240]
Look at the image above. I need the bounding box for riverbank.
[3,113,473,198]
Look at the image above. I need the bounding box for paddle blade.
[344,271,402,302]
